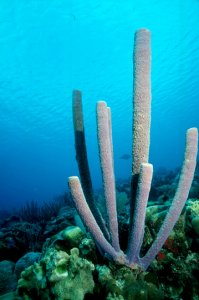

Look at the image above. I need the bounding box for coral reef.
[0,193,198,299]
[14,252,41,279]
[0,198,75,262]
[96,263,164,300]
[17,248,95,300]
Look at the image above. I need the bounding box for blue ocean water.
[0,0,198,210]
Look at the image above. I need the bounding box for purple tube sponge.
[68,29,198,270]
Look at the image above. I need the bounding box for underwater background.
[0,0,199,211]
